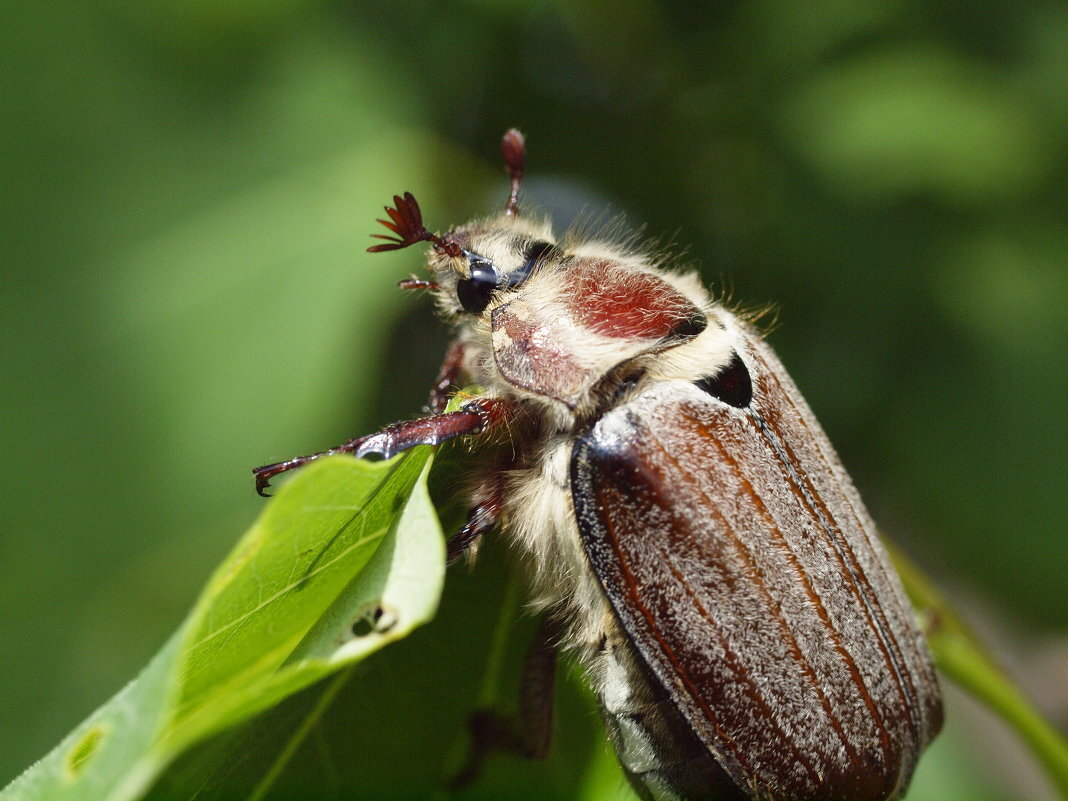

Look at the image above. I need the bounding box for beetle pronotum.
[255,129,942,801]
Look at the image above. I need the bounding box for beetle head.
[368,128,563,320]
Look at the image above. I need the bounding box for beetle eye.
[505,240,556,290]
[695,351,753,408]
[456,258,498,314]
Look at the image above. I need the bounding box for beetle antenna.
[501,128,525,218]
[368,192,463,257]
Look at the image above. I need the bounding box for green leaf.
[1,450,442,801]
[148,538,606,801]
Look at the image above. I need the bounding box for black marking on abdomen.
[596,632,745,801]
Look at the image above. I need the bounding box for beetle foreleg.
[253,397,516,496]
[355,398,513,459]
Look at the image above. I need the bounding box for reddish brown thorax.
[565,259,701,341]
[489,259,705,409]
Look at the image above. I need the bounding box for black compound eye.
[505,240,556,289]
[456,257,498,314]
[695,351,753,408]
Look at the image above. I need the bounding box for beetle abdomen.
[596,629,746,801]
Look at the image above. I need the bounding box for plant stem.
[247,666,355,801]
[889,544,1068,799]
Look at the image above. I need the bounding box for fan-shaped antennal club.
[368,192,462,257]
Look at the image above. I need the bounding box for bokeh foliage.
[2,0,1065,798]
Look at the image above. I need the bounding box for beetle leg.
[446,509,491,564]
[355,398,512,458]
[448,615,559,789]
[447,477,506,564]
[253,397,515,496]
[428,338,469,413]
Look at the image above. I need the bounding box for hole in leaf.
[351,603,398,637]
[373,605,398,633]
[64,724,109,778]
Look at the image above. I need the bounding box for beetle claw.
[253,467,275,497]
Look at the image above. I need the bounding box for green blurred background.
[2,0,1065,798]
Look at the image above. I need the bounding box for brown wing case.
[570,332,942,801]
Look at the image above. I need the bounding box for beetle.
[254,129,942,801]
